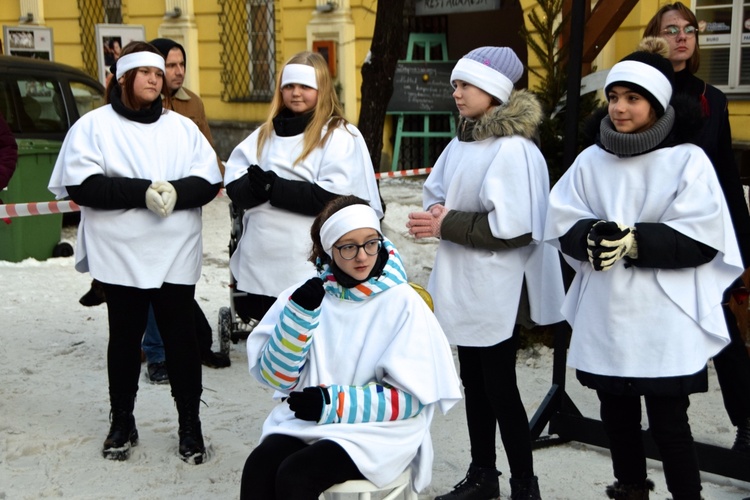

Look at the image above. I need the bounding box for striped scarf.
[318,238,408,301]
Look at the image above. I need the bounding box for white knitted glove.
[150,181,177,217]
[145,186,166,217]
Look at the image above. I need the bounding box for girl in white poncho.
[47,42,222,465]
[545,38,743,500]
[406,46,565,500]
[224,52,382,325]
[240,196,461,499]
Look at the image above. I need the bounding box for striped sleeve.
[318,382,424,424]
[258,299,319,390]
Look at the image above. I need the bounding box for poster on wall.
[95,24,146,86]
[2,26,54,60]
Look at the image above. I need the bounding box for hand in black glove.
[291,277,325,310]
[247,164,277,202]
[586,221,630,247]
[586,221,636,271]
[287,386,330,422]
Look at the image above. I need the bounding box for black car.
[0,55,105,141]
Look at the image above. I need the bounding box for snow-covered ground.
[1,177,749,499]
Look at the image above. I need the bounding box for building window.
[693,0,750,93]
[219,0,276,102]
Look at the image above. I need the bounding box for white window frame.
[693,0,750,94]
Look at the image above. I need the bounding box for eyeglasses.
[333,238,383,260]
[662,25,697,38]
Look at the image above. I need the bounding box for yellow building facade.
[2,0,749,158]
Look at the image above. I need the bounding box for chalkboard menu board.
[387,62,456,113]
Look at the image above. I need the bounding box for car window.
[0,77,67,134]
[70,80,104,117]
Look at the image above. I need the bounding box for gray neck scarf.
[599,106,675,157]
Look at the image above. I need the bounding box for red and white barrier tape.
[0,200,79,219]
[375,168,431,179]
[0,169,430,219]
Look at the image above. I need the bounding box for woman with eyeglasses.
[645,2,750,456]
[239,195,461,499]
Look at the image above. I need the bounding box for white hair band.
[320,204,382,258]
[605,60,672,112]
[116,52,166,80]
[280,64,318,90]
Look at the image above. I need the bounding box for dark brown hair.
[105,41,172,110]
[643,2,700,74]
[308,195,369,265]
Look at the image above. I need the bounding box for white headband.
[450,58,514,104]
[116,52,166,80]
[281,64,318,90]
[604,60,672,112]
[320,205,382,258]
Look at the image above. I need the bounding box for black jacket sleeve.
[66,174,150,209]
[440,210,532,250]
[268,177,339,216]
[558,219,599,262]
[629,222,717,268]
[224,174,269,210]
[171,176,221,210]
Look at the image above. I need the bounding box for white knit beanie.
[450,46,523,103]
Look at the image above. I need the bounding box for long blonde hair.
[256,51,347,165]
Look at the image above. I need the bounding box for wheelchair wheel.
[218,307,233,355]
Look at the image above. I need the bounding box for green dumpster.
[0,139,63,262]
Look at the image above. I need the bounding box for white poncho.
[545,142,743,377]
[48,106,221,288]
[224,123,382,298]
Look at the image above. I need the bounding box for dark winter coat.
[673,68,750,269]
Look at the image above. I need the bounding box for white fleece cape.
[48,106,221,288]
[246,282,462,492]
[423,135,565,346]
[545,143,743,377]
[224,123,382,298]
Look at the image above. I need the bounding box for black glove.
[291,277,325,310]
[247,164,277,202]
[586,221,635,271]
[287,386,330,421]
[586,221,631,247]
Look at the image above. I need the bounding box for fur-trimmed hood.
[458,89,543,142]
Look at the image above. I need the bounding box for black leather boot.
[510,475,541,500]
[435,463,501,500]
[174,394,206,465]
[732,417,750,453]
[605,479,654,500]
[102,393,138,461]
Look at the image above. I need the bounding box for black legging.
[101,282,202,398]
[240,434,364,500]
[597,390,702,500]
[456,326,534,478]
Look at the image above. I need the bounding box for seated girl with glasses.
[240,195,462,500]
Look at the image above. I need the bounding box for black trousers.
[240,434,364,500]
[713,301,750,426]
[101,282,202,399]
[597,390,701,500]
[456,326,534,478]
